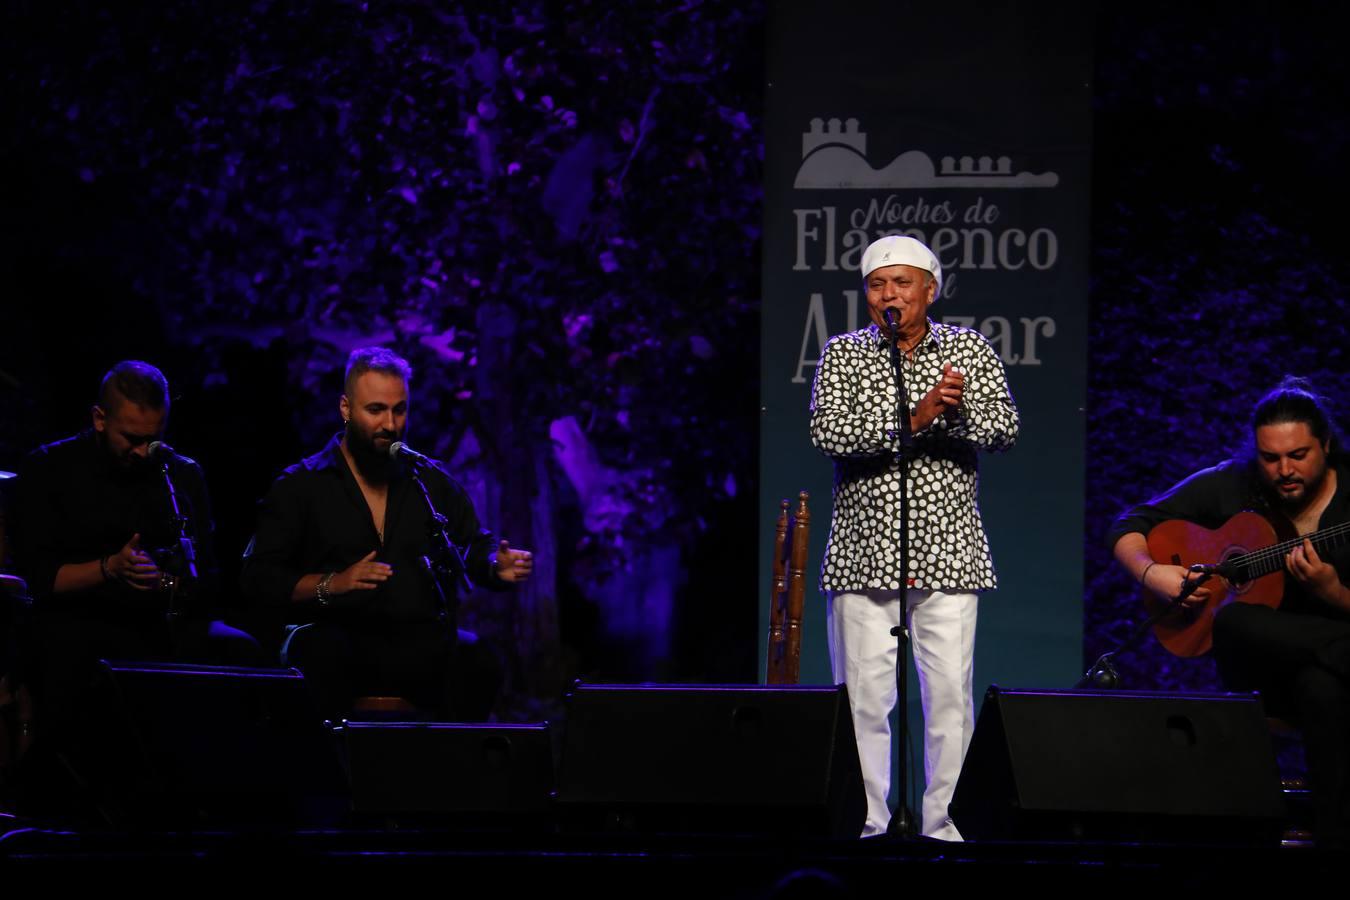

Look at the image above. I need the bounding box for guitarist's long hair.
[1248,375,1345,458]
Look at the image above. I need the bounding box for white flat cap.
[860,235,942,295]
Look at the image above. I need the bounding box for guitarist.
[1108,376,1350,848]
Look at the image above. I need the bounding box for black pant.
[16,608,262,820]
[1213,602,1350,848]
[281,620,502,722]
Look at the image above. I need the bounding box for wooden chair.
[0,575,35,781]
[766,491,810,685]
[0,473,35,778]
[351,695,419,717]
[1267,715,1313,845]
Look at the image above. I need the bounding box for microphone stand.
[154,451,198,622]
[1076,566,1217,689]
[404,463,474,631]
[882,311,917,839]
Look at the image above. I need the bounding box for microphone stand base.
[884,804,918,839]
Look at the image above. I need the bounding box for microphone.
[147,439,199,606]
[389,441,434,467]
[884,306,901,334]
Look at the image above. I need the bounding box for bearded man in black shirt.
[242,347,531,720]
[1109,377,1350,848]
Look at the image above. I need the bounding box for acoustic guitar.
[1145,511,1350,657]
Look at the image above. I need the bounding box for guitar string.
[1225,522,1350,577]
[1243,522,1350,572]
[1234,526,1350,576]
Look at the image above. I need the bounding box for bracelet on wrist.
[316,572,337,607]
[99,555,112,582]
[1140,561,1158,588]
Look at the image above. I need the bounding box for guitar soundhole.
[1222,548,1249,593]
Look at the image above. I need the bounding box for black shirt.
[10,429,220,621]
[240,434,500,625]
[1107,455,1350,617]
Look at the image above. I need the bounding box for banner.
[760,1,1093,795]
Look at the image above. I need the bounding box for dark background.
[4,1,1349,718]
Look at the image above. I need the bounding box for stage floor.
[0,820,1331,893]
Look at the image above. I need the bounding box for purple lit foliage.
[18,0,1345,710]
[1087,6,1350,693]
[8,1,764,705]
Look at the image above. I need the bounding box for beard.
[346,421,400,483]
[1269,466,1328,512]
[95,431,154,479]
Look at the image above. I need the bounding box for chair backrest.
[766,491,810,685]
[0,472,32,603]
[0,471,16,574]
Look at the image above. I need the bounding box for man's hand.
[1143,562,1213,607]
[331,550,392,594]
[492,539,533,583]
[912,363,964,431]
[1287,538,1350,609]
[1114,532,1211,609]
[106,533,161,591]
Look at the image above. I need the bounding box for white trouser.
[826,588,978,840]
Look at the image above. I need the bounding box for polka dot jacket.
[809,321,1019,592]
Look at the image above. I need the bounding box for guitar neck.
[1233,521,1350,578]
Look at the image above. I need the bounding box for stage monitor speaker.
[555,683,865,838]
[340,721,554,827]
[82,660,348,828]
[949,687,1286,844]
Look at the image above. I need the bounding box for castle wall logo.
[794,118,1058,190]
